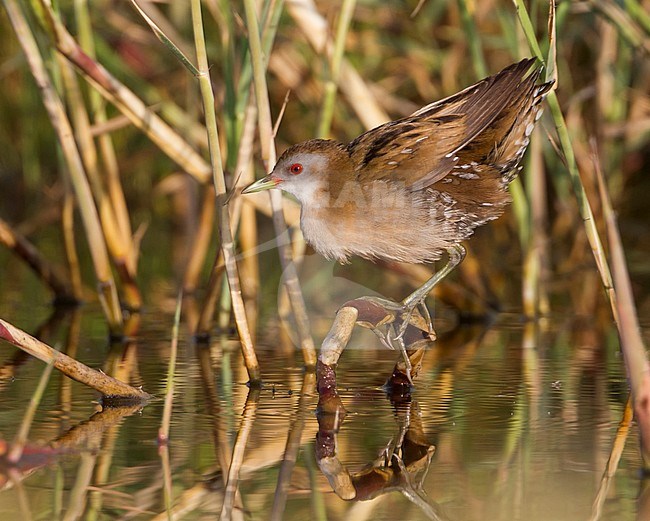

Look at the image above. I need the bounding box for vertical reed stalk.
[195,252,225,338]
[243,0,317,367]
[8,361,54,463]
[523,130,550,317]
[4,0,123,331]
[190,0,261,383]
[317,0,357,138]
[61,176,83,300]
[75,0,140,303]
[593,149,650,469]
[37,0,212,183]
[270,371,316,520]
[513,0,617,319]
[56,54,142,310]
[160,444,173,521]
[457,0,488,78]
[220,388,259,520]
[182,186,216,293]
[235,102,263,335]
[158,293,182,443]
[184,0,280,301]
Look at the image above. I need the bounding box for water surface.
[0,299,641,520]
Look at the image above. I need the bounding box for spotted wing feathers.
[347,58,551,191]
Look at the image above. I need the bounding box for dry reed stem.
[0,318,151,400]
[180,99,254,300]
[160,444,173,518]
[182,186,216,293]
[231,100,262,335]
[61,182,83,300]
[287,0,389,129]
[220,389,259,521]
[190,94,258,332]
[593,148,650,469]
[4,0,123,330]
[0,218,76,303]
[243,0,316,367]
[129,0,197,73]
[589,396,633,521]
[320,306,359,366]
[35,0,211,184]
[194,250,225,338]
[57,54,142,310]
[158,293,182,444]
[76,0,136,277]
[270,371,316,521]
[523,129,550,317]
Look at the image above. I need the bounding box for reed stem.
[190,0,261,383]
[243,0,317,367]
[5,0,123,331]
[317,0,357,138]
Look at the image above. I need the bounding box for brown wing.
[347,113,468,188]
[347,58,541,190]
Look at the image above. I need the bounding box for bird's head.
[242,139,348,206]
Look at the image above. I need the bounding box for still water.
[0,295,642,520]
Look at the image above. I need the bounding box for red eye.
[289,163,303,175]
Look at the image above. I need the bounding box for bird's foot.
[385,328,413,385]
[352,296,435,384]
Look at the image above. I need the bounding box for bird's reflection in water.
[315,386,449,520]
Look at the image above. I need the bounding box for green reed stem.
[513,0,616,311]
[624,0,650,35]
[512,0,544,58]
[130,0,199,75]
[232,0,284,160]
[317,0,357,138]
[190,0,261,383]
[457,0,488,78]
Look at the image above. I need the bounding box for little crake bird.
[243,58,552,370]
